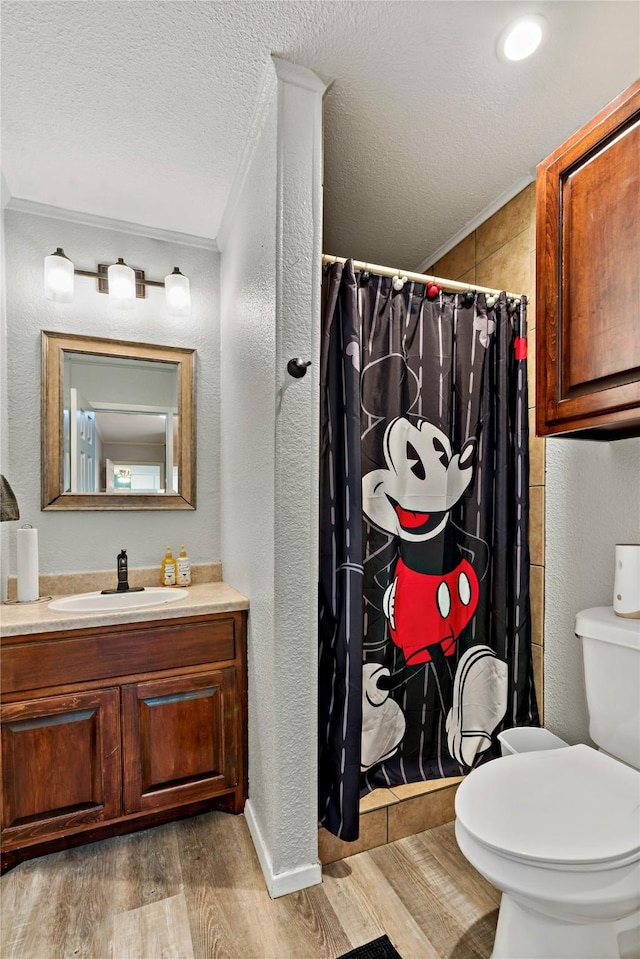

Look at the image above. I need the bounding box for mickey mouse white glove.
[361,663,406,771]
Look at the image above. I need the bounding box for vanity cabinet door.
[121,667,240,815]
[0,688,121,849]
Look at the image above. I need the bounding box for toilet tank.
[575,607,640,769]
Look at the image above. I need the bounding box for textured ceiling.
[2,1,639,268]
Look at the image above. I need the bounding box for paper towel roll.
[17,526,39,602]
[614,543,640,618]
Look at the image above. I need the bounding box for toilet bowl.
[454,607,640,958]
[455,744,640,958]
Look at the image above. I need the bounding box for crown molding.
[5,197,218,251]
[416,172,535,272]
[271,56,331,95]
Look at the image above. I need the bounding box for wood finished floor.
[1,812,499,959]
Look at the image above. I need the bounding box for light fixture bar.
[71,267,182,295]
[44,249,191,314]
[98,264,146,298]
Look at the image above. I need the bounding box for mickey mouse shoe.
[446,645,508,768]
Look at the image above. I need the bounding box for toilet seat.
[456,744,640,868]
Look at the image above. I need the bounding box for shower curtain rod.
[322,254,523,300]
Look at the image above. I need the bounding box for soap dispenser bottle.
[160,545,177,586]
[177,544,191,587]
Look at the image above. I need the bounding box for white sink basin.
[48,588,188,613]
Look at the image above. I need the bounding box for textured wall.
[1,177,11,599]
[219,76,279,863]
[1,208,220,583]
[219,59,326,893]
[270,64,325,880]
[544,437,640,744]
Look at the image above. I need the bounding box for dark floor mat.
[336,935,403,959]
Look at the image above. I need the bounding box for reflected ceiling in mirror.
[42,331,196,510]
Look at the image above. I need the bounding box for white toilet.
[454,607,640,959]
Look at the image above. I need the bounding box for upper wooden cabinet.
[536,80,640,438]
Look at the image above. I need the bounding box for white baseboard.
[244,798,322,899]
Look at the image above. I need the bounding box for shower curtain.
[319,259,538,841]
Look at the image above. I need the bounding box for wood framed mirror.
[41,331,196,510]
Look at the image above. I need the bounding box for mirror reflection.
[62,353,179,494]
[42,332,196,510]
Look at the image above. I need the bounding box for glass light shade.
[499,15,548,62]
[165,268,191,317]
[44,248,74,303]
[107,258,136,309]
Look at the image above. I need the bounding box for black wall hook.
[287,358,312,379]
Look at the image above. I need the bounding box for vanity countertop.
[0,582,249,639]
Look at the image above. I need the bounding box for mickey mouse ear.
[508,298,520,314]
[360,355,419,420]
[458,438,477,468]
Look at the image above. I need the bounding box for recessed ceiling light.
[498,14,548,62]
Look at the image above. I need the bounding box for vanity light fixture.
[43,248,75,303]
[498,14,548,62]
[164,267,191,319]
[107,258,136,310]
[43,248,191,316]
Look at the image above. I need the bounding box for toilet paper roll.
[17,526,39,602]
[613,543,640,618]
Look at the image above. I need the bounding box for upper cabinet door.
[536,80,640,438]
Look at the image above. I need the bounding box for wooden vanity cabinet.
[1,688,122,846]
[536,79,640,438]
[0,610,247,872]
[121,666,241,814]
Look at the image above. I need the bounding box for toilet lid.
[456,744,640,865]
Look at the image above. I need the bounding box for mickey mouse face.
[363,417,476,542]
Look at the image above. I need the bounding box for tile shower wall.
[428,183,544,718]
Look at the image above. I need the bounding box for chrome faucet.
[101,549,145,595]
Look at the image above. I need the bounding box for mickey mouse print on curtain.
[319,259,538,842]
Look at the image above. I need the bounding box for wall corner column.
[267,56,329,894]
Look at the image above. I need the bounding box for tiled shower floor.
[318,776,464,863]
